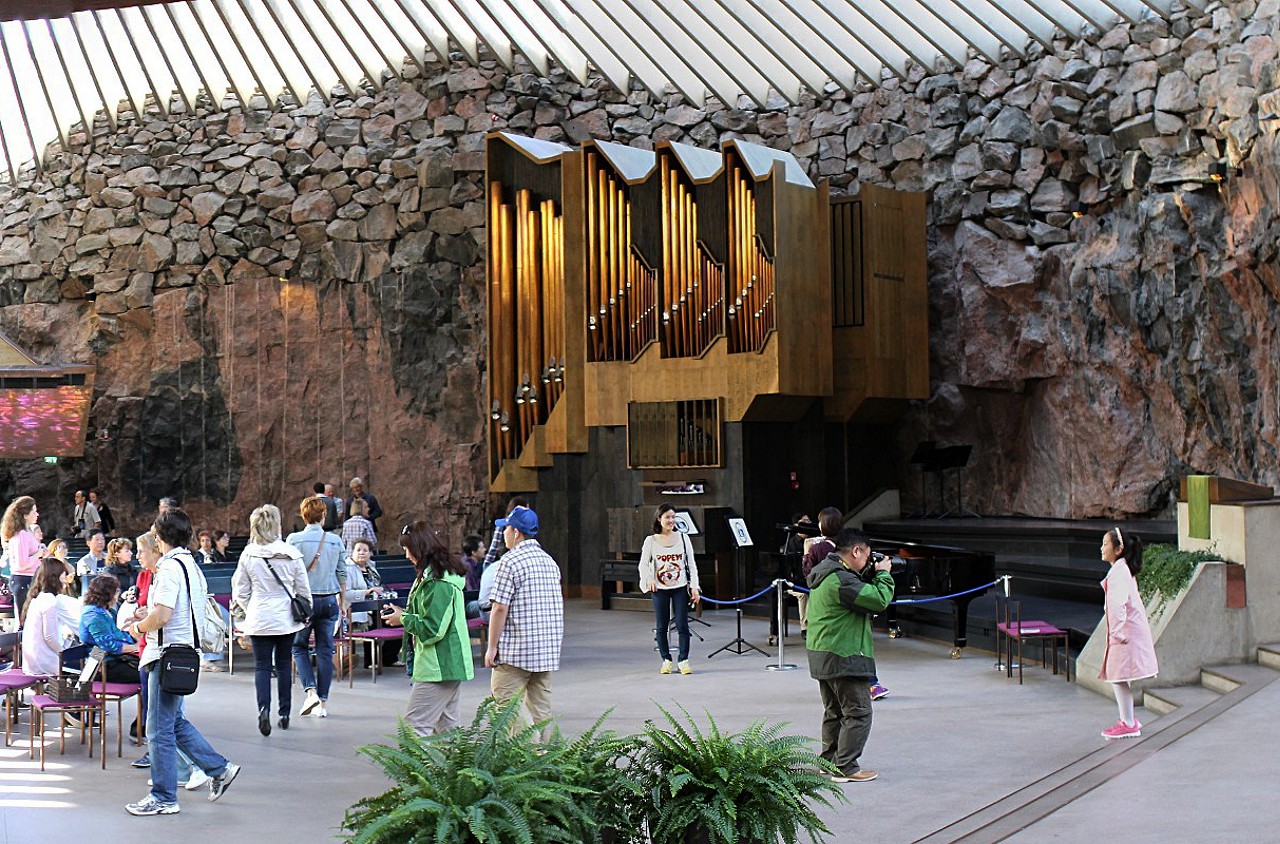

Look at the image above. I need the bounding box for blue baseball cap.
[495,506,539,537]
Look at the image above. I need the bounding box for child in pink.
[1098,527,1158,739]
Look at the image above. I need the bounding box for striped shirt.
[488,539,563,672]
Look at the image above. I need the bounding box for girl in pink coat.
[1098,527,1158,739]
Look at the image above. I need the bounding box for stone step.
[1144,683,1220,716]
[1258,643,1280,671]
[1201,662,1278,694]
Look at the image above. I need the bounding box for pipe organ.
[485,132,926,490]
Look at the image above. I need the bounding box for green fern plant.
[637,704,847,844]
[546,710,647,844]
[342,696,595,844]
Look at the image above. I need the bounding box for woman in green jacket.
[380,519,474,735]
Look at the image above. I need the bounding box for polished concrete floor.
[0,600,1274,843]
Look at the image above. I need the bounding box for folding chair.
[92,661,142,757]
[347,599,405,686]
[29,644,108,770]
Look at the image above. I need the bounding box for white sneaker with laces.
[185,768,211,791]
[300,690,321,715]
[125,795,180,816]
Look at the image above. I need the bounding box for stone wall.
[1,0,1278,540]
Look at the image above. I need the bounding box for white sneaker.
[184,768,210,791]
[300,690,321,716]
[317,703,328,718]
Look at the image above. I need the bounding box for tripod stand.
[708,543,767,658]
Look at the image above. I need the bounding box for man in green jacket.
[806,527,894,783]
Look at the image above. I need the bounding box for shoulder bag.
[264,556,313,623]
[156,554,202,696]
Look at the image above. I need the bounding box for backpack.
[200,595,229,652]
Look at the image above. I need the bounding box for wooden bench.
[600,560,642,610]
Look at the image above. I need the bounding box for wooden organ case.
[486,132,926,492]
[486,133,588,491]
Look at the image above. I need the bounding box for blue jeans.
[653,587,691,661]
[141,664,193,775]
[146,665,229,803]
[10,575,32,619]
[292,594,339,700]
[252,634,294,715]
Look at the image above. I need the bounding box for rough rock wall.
[1,0,1278,537]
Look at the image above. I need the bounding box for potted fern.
[548,711,647,844]
[636,705,846,844]
[342,696,594,844]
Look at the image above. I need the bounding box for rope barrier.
[783,577,1002,605]
[699,583,777,606]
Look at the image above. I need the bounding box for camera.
[861,551,906,582]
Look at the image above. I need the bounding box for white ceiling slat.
[746,0,876,89]
[582,0,710,102]
[677,0,806,104]
[718,0,838,97]
[228,0,311,107]
[340,0,425,78]
[205,0,278,108]
[476,0,553,77]
[19,21,70,153]
[132,6,195,113]
[528,0,634,94]
[257,0,335,105]
[66,14,119,132]
[433,0,511,68]
[388,0,454,65]
[308,0,387,92]
[162,3,236,110]
[89,10,151,121]
[185,1,253,109]
[497,0,591,84]
[0,23,40,178]
[631,0,771,105]
[282,0,365,98]
[0,0,1176,181]
[45,19,99,141]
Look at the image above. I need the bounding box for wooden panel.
[826,182,929,421]
[627,399,721,468]
[1176,476,1274,503]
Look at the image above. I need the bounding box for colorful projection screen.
[0,386,92,458]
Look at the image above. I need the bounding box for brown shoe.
[832,769,878,783]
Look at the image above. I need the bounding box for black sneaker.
[208,763,240,802]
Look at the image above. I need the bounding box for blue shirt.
[286,524,347,597]
[79,604,135,655]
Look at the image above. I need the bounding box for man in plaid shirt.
[484,506,563,738]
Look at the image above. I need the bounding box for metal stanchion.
[765,579,797,671]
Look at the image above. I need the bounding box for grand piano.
[870,535,996,658]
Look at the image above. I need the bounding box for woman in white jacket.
[232,505,311,736]
[638,503,701,675]
[21,557,80,677]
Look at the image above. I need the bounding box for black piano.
[870,536,996,658]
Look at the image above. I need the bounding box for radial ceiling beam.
[0,0,1189,180]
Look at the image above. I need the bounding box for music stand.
[708,517,768,658]
[908,441,937,518]
[936,445,978,518]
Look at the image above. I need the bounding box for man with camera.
[806,527,894,783]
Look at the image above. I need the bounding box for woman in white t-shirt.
[638,503,701,675]
[21,557,80,677]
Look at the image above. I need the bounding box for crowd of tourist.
[0,479,569,815]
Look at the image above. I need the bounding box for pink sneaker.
[1101,720,1141,740]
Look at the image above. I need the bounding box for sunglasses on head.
[401,524,411,537]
